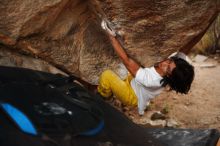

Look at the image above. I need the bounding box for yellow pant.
[97,70,138,106]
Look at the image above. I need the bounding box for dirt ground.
[108,56,220,131]
[151,57,220,130]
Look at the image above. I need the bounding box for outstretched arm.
[108,34,140,76]
[101,20,140,76]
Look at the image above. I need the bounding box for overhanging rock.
[0,0,219,84]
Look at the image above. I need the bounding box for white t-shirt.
[131,52,188,115]
[130,67,163,115]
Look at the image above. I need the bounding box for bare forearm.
[109,35,128,62]
[108,35,140,76]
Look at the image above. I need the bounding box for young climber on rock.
[98,20,194,115]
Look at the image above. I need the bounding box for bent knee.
[100,70,115,78]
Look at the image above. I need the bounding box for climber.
[97,20,195,115]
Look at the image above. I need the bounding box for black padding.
[0,66,219,146]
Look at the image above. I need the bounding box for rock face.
[193,13,220,54]
[0,0,219,84]
[0,46,67,75]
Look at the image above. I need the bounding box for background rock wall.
[0,46,67,75]
[0,0,219,84]
[192,13,220,54]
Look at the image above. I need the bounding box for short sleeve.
[135,67,160,87]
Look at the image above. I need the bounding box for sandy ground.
[150,57,220,130]
[108,56,220,131]
[153,60,220,130]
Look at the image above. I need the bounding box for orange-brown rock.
[193,13,220,54]
[0,0,219,84]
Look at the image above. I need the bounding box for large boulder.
[0,0,219,84]
[192,13,220,54]
[0,46,67,75]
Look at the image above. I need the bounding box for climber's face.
[158,58,176,77]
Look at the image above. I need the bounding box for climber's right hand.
[101,19,116,37]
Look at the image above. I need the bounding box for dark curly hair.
[160,57,195,94]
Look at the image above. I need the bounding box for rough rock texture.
[193,13,220,54]
[0,46,67,75]
[0,0,219,84]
